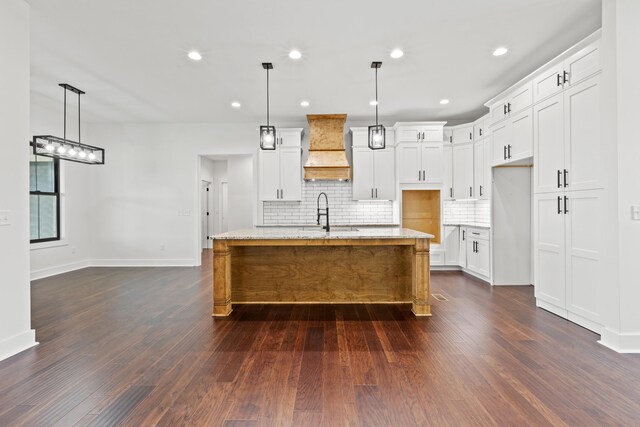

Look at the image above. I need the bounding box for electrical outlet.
[0,210,10,226]
[632,205,640,221]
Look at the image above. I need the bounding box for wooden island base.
[213,237,431,317]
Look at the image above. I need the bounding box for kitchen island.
[211,228,433,317]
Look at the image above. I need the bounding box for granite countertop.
[442,222,491,229]
[211,227,433,240]
[255,223,400,228]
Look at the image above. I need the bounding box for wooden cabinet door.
[259,149,280,201]
[421,143,443,183]
[491,121,511,166]
[473,141,484,199]
[534,193,567,311]
[397,143,421,183]
[565,190,602,328]
[443,145,453,200]
[279,147,302,201]
[373,149,396,200]
[453,143,473,199]
[352,147,374,200]
[510,108,533,161]
[534,94,565,194]
[564,75,601,192]
[533,62,565,103]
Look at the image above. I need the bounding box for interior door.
[352,147,374,200]
[534,192,567,311]
[259,149,280,201]
[421,143,443,183]
[510,108,533,161]
[397,143,421,183]
[373,149,395,200]
[279,147,302,201]
[534,94,565,194]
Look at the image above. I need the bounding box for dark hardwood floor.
[1,251,639,426]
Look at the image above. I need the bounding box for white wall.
[226,157,254,231]
[30,94,93,279]
[0,0,37,362]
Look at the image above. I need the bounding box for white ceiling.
[28,0,601,124]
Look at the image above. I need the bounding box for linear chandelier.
[32,83,105,165]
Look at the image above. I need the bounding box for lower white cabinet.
[467,236,490,278]
[448,226,491,280]
[443,226,459,265]
[453,143,474,199]
[534,190,603,332]
[352,147,395,200]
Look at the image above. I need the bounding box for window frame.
[30,149,61,244]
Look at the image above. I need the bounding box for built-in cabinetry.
[451,124,474,144]
[473,116,491,200]
[452,143,474,199]
[489,81,533,126]
[490,108,533,166]
[441,225,491,281]
[258,128,303,201]
[350,128,396,200]
[395,122,445,184]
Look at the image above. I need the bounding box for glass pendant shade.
[260,125,277,150]
[368,124,386,150]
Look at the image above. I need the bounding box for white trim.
[30,239,69,250]
[598,328,640,354]
[31,259,90,280]
[0,330,38,363]
[89,259,196,267]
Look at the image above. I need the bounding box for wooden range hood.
[304,114,351,181]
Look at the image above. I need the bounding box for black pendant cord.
[63,86,67,143]
[78,91,81,144]
[375,67,379,126]
[266,67,270,127]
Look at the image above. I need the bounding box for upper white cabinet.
[491,108,533,166]
[453,143,474,199]
[394,122,446,184]
[395,122,445,143]
[533,40,600,103]
[443,144,453,200]
[534,75,602,194]
[489,81,533,126]
[451,124,474,144]
[473,117,486,141]
[352,147,395,200]
[258,128,303,201]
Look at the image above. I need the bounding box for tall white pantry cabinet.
[532,39,603,333]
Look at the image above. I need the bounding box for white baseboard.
[599,328,640,353]
[89,259,196,267]
[31,259,90,281]
[431,265,461,271]
[0,329,38,362]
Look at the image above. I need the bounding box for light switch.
[632,205,640,221]
[0,210,10,226]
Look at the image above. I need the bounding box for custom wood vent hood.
[304,114,351,181]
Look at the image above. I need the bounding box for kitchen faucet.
[317,192,330,232]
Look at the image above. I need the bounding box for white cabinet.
[467,238,490,278]
[443,144,453,200]
[489,81,533,125]
[534,75,602,194]
[491,108,533,166]
[459,227,468,268]
[534,190,603,331]
[352,147,395,200]
[352,148,374,200]
[395,123,445,143]
[533,40,600,103]
[443,226,459,265]
[453,143,474,199]
[258,128,302,201]
[473,141,485,199]
[483,138,492,200]
[473,117,486,141]
[451,125,474,144]
[397,142,443,184]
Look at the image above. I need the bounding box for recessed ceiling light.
[231,102,241,108]
[300,100,310,107]
[369,100,378,106]
[390,48,404,59]
[188,50,202,61]
[492,47,508,57]
[289,49,302,60]
[440,99,450,105]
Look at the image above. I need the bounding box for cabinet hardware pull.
[470,132,472,140]
[470,187,472,197]
[563,70,569,84]
[557,170,562,188]
[564,196,569,214]
[450,187,453,198]
[450,136,452,143]
[480,185,483,196]
[281,189,283,198]
[508,145,512,159]
[371,188,374,198]
[480,128,483,137]
[557,196,562,214]
[508,103,512,113]
[462,230,465,240]
[375,188,378,198]
[503,104,507,115]
[418,170,421,181]
[563,169,568,187]
[557,73,563,87]
[422,132,426,141]
[504,146,507,160]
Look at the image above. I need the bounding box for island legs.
[412,238,432,316]
[213,240,232,316]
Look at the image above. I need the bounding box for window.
[30,150,60,243]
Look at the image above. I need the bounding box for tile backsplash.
[263,181,395,225]
[443,199,491,225]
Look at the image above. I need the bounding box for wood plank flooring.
[1,250,639,426]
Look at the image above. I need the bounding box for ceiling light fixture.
[390,49,404,59]
[289,49,302,60]
[188,50,203,61]
[440,99,450,105]
[32,84,105,165]
[300,100,310,107]
[259,62,277,150]
[368,61,385,150]
[231,102,241,108]
[493,47,508,57]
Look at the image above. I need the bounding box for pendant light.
[368,61,385,150]
[32,84,105,164]
[260,62,277,150]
